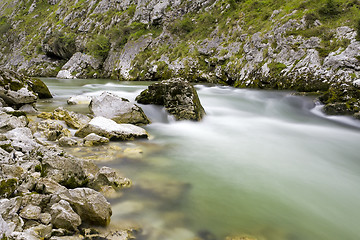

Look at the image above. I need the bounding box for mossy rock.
[0,178,18,198]
[26,77,52,99]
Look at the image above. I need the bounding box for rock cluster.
[136,78,206,121]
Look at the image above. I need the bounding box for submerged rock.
[136,78,205,121]
[90,91,150,125]
[83,133,109,146]
[75,116,148,141]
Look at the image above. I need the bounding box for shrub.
[169,17,194,36]
[356,19,360,41]
[86,35,110,60]
[318,0,341,17]
[0,17,11,36]
[43,31,76,59]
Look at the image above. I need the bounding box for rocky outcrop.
[57,52,102,79]
[136,78,205,121]
[90,91,150,125]
[0,69,52,108]
[75,116,149,140]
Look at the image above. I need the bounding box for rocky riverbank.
[1,70,215,239]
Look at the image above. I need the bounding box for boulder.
[5,127,40,153]
[56,52,102,79]
[75,117,148,141]
[58,188,112,226]
[34,119,71,141]
[50,200,81,231]
[91,167,131,191]
[52,107,91,129]
[19,205,41,220]
[136,78,205,121]
[67,95,92,105]
[83,133,109,146]
[0,112,28,133]
[0,69,52,108]
[23,223,52,239]
[58,137,78,147]
[90,92,150,125]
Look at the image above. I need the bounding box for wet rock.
[136,78,205,121]
[91,166,131,191]
[90,91,150,125]
[19,205,41,220]
[50,200,81,231]
[83,133,109,146]
[58,137,78,147]
[52,107,91,129]
[75,116,148,141]
[58,187,112,226]
[35,119,71,141]
[112,201,144,217]
[136,174,191,203]
[67,95,92,105]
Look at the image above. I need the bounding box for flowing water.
[37,78,360,240]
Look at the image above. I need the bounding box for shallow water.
[38,78,360,240]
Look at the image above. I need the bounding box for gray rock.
[136,78,206,121]
[19,205,41,220]
[67,95,92,105]
[19,104,38,114]
[83,133,109,146]
[34,119,71,141]
[58,137,78,147]
[91,166,131,191]
[0,112,28,133]
[50,200,81,231]
[58,188,112,226]
[0,215,11,238]
[5,127,40,153]
[75,116,148,140]
[35,178,67,194]
[90,91,150,125]
[39,213,52,225]
[57,52,102,79]
[23,224,52,239]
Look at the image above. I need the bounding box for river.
[37,78,360,240]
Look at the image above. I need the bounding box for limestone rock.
[58,137,78,147]
[19,205,41,220]
[90,91,150,125]
[36,178,67,194]
[0,69,51,108]
[67,95,92,105]
[23,223,53,239]
[35,119,71,141]
[91,166,131,191]
[57,52,102,79]
[136,78,205,121]
[75,116,148,141]
[50,200,81,231]
[58,188,112,226]
[0,112,28,133]
[5,127,40,153]
[83,133,109,146]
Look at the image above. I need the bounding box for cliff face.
[1,0,360,115]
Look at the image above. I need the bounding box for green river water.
[37,78,360,240]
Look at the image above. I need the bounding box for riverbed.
[37,78,360,240]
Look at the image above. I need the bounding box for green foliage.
[318,0,341,17]
[356,19,360,41]
[86,35,110,60]
[268,62,287,75]
[169,17,194,36]
[44,31,76,59]
[0,17,11,35]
